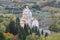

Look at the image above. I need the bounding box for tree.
[45,32,48,40]
[41,29,43,35]
[32,26,38,33]
[0,33,5,40]
[24,24,30,36]
[48,24,57,32]
[16,17,20,33]
[16,18,26,40]
[36,30,40,36]
[18,25,26,40]
[8,20,18,35]
[16,17,20,26]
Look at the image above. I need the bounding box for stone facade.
[20,6,39,28]
[20,6,32,28]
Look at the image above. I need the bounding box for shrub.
[0,33,5,40]
[26,33,40,40]
[3,32,14,40]
[0,24,6,33]
[48,20,60,32]
[32,5,40,10]
[48,25,57,32]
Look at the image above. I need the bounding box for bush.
[0,14,16,33]
[3,32,14,40]
[26,33,40,40]
[48,20,60,32]
[55,20,60,32]
[48,25,57,32]
[32,5,40,10]
[0,33,5,40]
[0,24,6,33]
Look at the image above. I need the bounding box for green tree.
[24,24,30,36]
[16,18,26,40]
[41,30,43,35]
[18,25,26,40]
[32,26,38,34]
[8,20,18,35]
[16,17,20,33]
[0,33,5,40]
[45,32,48,40]
[48,24,57,32]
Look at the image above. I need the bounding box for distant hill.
[0,0,11,2]
[0,0,38,2]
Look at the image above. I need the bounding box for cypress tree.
[45,32,48,40]
[16,17,26,40]
[32,26,38,33]
[19,25,26,40]
[9,20,18,35]
[41,30,43,35]
[36,30,40,36]
[24,24,30,36]
[0,33,5,40]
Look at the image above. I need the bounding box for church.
[20,6,39,29]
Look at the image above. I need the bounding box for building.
[20,6,32,27]
[20,6,39,28]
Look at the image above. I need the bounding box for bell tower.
[20,6,32,27]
